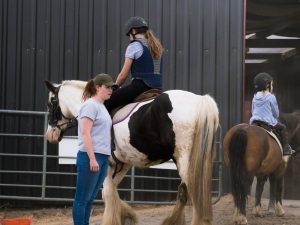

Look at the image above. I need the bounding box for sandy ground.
[1,194,300,225]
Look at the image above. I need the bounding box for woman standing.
[72,73,115,225]
[104,16,164,112]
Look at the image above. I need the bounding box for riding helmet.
[124,16,148,36]
[254,72,273,91]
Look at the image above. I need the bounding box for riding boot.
[275,122,295,156]
[283,144,295,156]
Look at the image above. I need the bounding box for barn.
[0,0,300,207]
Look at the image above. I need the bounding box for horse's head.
[44,80,84,143]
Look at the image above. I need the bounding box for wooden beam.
[246,53,280,60]
[246,39,300,48]
[246,48,298,61]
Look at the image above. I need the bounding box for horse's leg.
[102,164,137,225]
[161,182,188,225]
[232,175,252,225]
[268,174,276,213]
[253,176,267,217]
[274,176,285,217]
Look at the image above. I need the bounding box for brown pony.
[223,123,292,225]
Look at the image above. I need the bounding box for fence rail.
[0,109,223,204]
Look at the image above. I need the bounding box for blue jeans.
[72,151,109,225]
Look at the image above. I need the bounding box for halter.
[47,86,78,132]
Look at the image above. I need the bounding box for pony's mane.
[61,80,87,89]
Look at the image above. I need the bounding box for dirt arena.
[1,194,300,225]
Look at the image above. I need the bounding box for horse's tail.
[187,94,219,222]
[228,127,249,215]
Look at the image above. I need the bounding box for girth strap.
[111,150,124,179]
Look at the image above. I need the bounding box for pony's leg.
[102,164,137,225]
[253,176,267,217]
[273,176,285,217]
[161,182,188,225]
[268,174,276,213]
[232,175,253,225]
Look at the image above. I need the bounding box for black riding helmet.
[254,72,273,91]
[124,16,148,36]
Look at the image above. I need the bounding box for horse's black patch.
[128,93,175,162]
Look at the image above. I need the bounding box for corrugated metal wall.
[0,0,244,203]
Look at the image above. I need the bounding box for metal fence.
[0,109,223,204]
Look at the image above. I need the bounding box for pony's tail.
[228,128,249,215]
[187,95,219,222]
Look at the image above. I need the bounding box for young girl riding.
[249,72,294,156]
[104,16,164,112]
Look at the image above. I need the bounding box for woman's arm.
[115,58,133,86]
[81,117,99,172]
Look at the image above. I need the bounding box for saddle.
[111,89,162,124]
[252,120,283,154]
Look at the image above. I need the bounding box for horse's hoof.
[234,220,248,225]
[275,202,285,217]
[252,206,263,217]
[276,210,285,217]
[234,216,248,225]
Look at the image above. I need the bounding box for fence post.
[41,113,48,199]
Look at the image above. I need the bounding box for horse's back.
[163,90,218,122]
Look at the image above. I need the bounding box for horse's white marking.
[165,90,203,183]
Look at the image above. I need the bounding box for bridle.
[47,86,78,139]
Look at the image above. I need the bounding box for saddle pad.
[265,130,283,155]
[112,102,140,125]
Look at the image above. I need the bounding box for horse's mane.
[61,80,87,89]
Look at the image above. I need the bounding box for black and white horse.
[44,80,219,225]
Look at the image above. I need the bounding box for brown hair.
[134,27,164,59]
[82,80,97,101]
[145,30,164,59]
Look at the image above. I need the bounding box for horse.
[44,80,219,225]
[223,115,300,225]
[280,111,300,155]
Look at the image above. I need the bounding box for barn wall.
[0,0,244,204]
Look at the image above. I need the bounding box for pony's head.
[44,80,84,143]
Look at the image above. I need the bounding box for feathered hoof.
[233,208,248,225]
[252,205,263,217]
[234,218,248,225]
[275,202,285,217]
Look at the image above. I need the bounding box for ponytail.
[145,30,164,59]
[82,80,97,101]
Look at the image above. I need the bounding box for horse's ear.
[44,80,57,93]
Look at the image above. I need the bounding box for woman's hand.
[90,158,99,172]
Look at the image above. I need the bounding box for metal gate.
[0,109,223,204]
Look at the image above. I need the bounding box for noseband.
[47,86,78,134]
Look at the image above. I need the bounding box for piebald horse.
[44,80,219,225]
[223,118,299,225]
